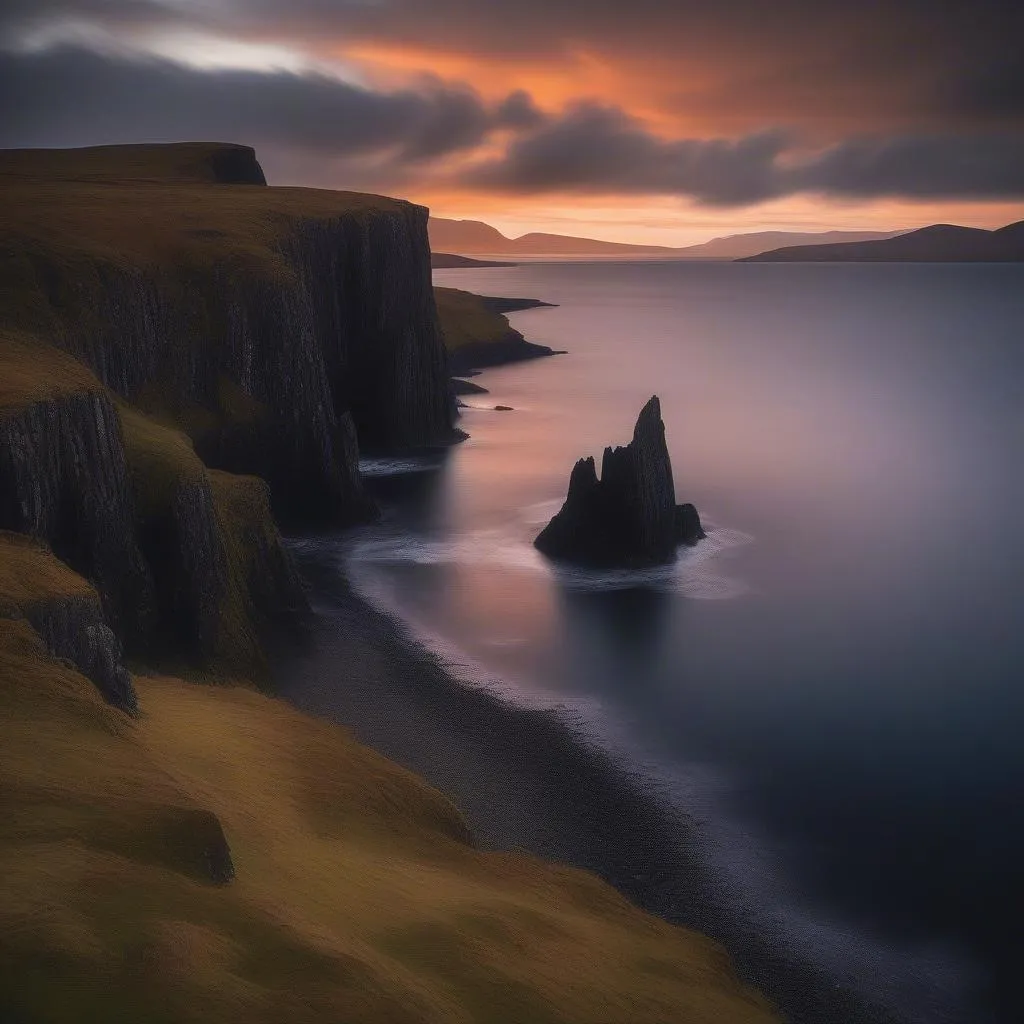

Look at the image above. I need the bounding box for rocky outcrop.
[12,195,457,525]
[451,378,489,396]
[208,470,307,636]
[447,337,560,375]
[435,286,561,375]
[23,594,138,714]
[0,530,138,713]
[139,477,230,662]
[0,393,155,645]
[0,387,307,679]
[286,208,455,454]
[535,396,704,567]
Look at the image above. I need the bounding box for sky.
[1,0,1022,244]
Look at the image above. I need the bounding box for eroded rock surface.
[535,396,704,567]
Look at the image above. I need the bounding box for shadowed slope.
[0,607,779,1024]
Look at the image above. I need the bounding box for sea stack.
[535,396,704,567]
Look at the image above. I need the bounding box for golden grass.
[0,142,260,186]
[0,532,95,615]
[0,145,778,1022]
[0,328,103,412]
[0,614,779,1023]
[434,287,516,352]
[0,178,411,278]
[116,401,207,518]
[116,403,278,676]
[207,469,285,677]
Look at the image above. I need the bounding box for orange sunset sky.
[1,1,1022,244]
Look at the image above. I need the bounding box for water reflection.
[556,583,673,689]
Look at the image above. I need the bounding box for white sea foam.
[349,518,753,600]
[359,456,442,477]
[521,498,566,524]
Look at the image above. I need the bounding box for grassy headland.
[0,143,778,1023]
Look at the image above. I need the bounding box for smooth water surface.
[353,261,1024,1022]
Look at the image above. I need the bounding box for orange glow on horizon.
[337,42,717,136]
[261,38,1024,245]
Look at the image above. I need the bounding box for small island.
[535,396,704,567]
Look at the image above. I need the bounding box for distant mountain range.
[672,229,905,259]
[742,220,1024,262]
[427,217,901,259]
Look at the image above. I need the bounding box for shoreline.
[275,537,906,1024]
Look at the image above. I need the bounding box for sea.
[307,260,1024,1023]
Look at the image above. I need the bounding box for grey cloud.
[792,135,1024,201]
[1,44,1022,206]
[0,45,512,163]
[467,104,1024,205]
[4,1,1023,130]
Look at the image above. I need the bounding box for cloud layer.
[1,2,1022,211]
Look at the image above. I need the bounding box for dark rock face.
[24,594,138,714]
[0,393,156,645]
[446,337,560,376]
[0,392,307,679]
[26,204,455,525]
[451,378,489,396]
[535,396,704,567]
[205,144,266,185]
[139,478,229,662]
[287,209,455,457]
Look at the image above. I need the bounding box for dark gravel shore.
[275,540,905,1024]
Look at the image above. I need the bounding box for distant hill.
[428,218,673,255]
[428,218,512,252]
[428,217,901,258]
[742,221,1024,262]
[676,229,901,259]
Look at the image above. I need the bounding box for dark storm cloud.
[468,104,1024,205]
[0,46,510,163]
[466,104,790,205]
[3,1,1022,129]
[2,44,1021,206]
[122,0,1024,126]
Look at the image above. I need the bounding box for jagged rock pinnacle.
[534,396,704,567]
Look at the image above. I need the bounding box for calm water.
[355,261,1024,1023]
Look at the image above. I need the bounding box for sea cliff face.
[4,183,457,526]
[0,391,155,645]
[0,340,304,679]
[0,144,781,1024]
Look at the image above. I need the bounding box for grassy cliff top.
[0,533,95,612]
[0,145,425,335]
[0,609,778,1024]
[0,329,104,413]
[0,178,417,274]
[434,287,518,351]
[0,142,268,187]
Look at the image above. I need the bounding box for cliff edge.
[0,143,778,1024]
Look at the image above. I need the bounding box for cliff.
[0,143,778,1024]
[0,141,267,186]
[1,149,457,523]
[0,532,137,712]
[536,396,704,566]
[0,330,303,679]
[435,286,559,374]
